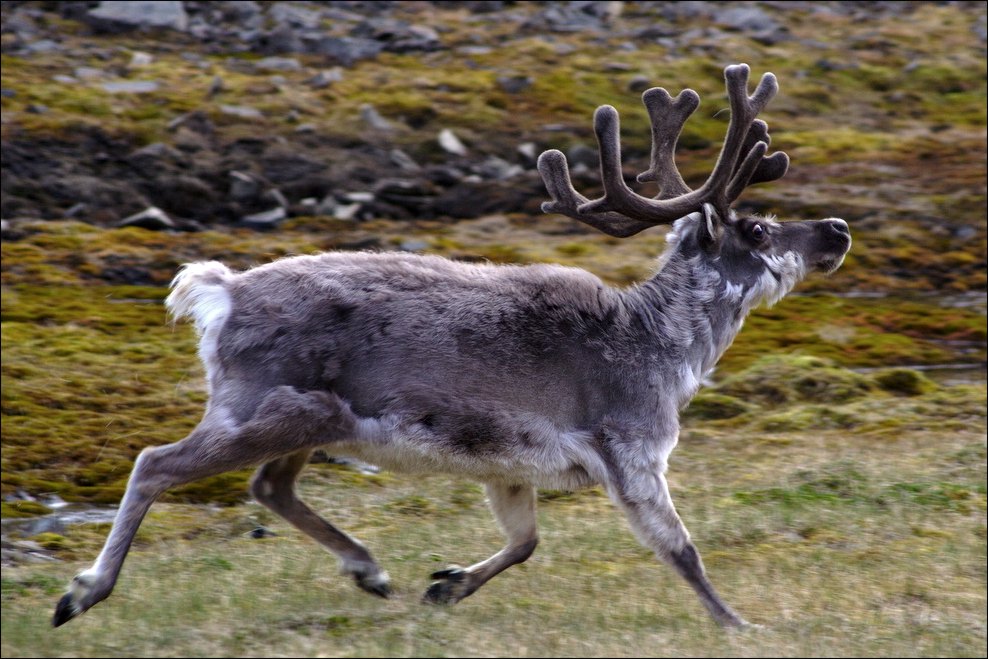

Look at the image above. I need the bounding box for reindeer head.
[538,63,851,308]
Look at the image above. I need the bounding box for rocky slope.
[1,1,985,294]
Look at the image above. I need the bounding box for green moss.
[383,494,435,516]
[682,393,753,421]
[716,355,874,406]
[0,500,53,518]
[555,242,594,257]
[30,532,70,551]
[733,461,986,513]
[755,405,858,433]
[872,368,937,396]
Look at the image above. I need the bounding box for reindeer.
[53,64,850,628]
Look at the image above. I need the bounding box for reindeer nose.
[825,218,850,238]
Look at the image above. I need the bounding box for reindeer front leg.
[424,482,538,604]
[607,466,749,628]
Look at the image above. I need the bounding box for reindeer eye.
[749,223,766,242]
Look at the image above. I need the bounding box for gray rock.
[117,206,176,230]
[87,1,188,32]
[24,516,66,537]
[23,39,62,54]
[251,25,303,55]
[220,104,263,119]
[307,68,344,89]
[63,203,88,219]
[659,1,710,20]
[351,18,442,53]
[229,171,261,201]
[400,239,429,252]
[457,45,493,55]
[374,179,438,213]
[1,540,57,566]
[360,104,393,131]
[127,142,184,175]
[497,75,533,94]
[530,1,621,33]
[332,202,362,221]
[208,75,224,97]
[261,188,289,209]
[172,126,212,153]
[954,226,978,241]
[239,206,286,229]
[145,176,217,218]
[3,8,39,39]
[424,164,467,187]
[130,142,182,160]
[473,156,523,181]
[567,144,598,169]
[714,6,779,31]
[341,191,375,204]
[269,3,322,29]
[129,51,154,67]
[438,129,468,156]
[219,0,261,21]
[712,5,788,43]
[255,56,302,72]
[517,142,538,165]
[389,149,422,172]
[309,36,383,66]
[167,111,215,135]
[46,175,150,219]
[42,494,68,509]
[628,75,651,93]
[433,180,538,219]
[74,66,106,80]
[101,80,160,94]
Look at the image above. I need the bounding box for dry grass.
[2,424,985,657]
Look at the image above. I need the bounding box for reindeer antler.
[538,64,789,236]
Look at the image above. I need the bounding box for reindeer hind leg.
[53,386,359,626]
[250,450,391,597]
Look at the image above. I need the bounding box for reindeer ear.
[697,203,724,250]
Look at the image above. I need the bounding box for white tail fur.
[165,261,232,335]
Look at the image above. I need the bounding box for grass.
[1,1,986,655]
[1,217,985,656]
[1,428,984,657]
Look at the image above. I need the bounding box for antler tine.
[537,150,656,237]
[725,140,769,203]
[577,104,703,223]
[748,151,789,186]
[692,64,779,216]
[725,118,790,203]
[637,87,700,200]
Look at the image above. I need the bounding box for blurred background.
[1,2,985,656]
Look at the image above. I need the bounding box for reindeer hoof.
[52,593,80,627]
[355,572,392,599]
[422,566,469,605]
[735,620,764,631]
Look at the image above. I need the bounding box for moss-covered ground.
[1,2,985,656]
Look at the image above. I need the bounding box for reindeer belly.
[328,404,601,489]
